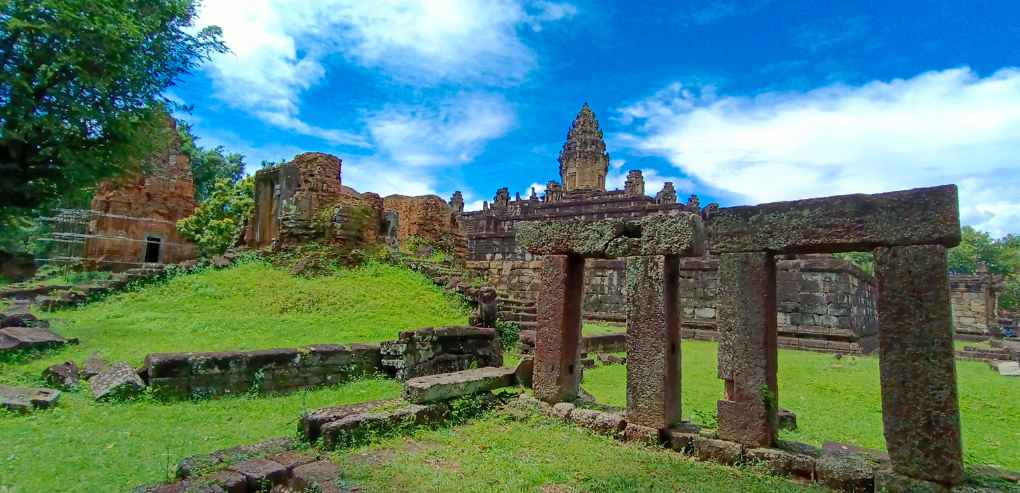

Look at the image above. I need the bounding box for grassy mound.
[1,260,470,384]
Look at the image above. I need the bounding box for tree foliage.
[177,177,255,256]
[948,226,1020,311]
[0,0,225,221]
[176,120,245,201]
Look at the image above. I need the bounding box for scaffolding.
[35,208,194,269]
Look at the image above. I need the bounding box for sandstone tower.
[558,103,609,192]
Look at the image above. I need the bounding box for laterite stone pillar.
[874,244,963,487]
[625,255,681,429]
[716,252,778,447]
[533,254,585,403]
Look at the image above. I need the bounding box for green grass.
[1,261,470,385]
[955,339,994,351]
[339,411,828,493]
[582,340,1020,470]
[0,260,467,492]
[0,378,401,492]
[582,322,626,335]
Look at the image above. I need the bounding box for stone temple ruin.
[37,118,198,271]
[521,184,965,490]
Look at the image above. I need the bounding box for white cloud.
[367,93,514,167]
[342,158,438,197]
[618,67,1020,237]
[195,1,573,141]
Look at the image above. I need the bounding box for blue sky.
[174,0,1020,236]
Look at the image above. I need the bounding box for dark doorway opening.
[144,236,161,263]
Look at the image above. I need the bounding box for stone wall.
[380,326,502,380]
[84,118,197,270]
[144,344,382,399]
[247,152,383,249]
[949,269,1001,336]
[382,194,463,252]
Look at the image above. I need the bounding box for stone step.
[498,311,537,323]
[403,366,517,404]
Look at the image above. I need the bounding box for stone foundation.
[379,326,502,381]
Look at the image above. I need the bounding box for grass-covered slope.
[0,260,467,492]
[1,260,470,383]
[583,340,1020,470]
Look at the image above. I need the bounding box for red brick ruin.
[521,184,965,490]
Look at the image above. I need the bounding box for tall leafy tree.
[177,120,245,201]
[177,176,254,256]
[0,0,225,221]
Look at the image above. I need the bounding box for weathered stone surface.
[716,252,778,448]
[403,366,516,403]
[625,255,680,429]
[228,458,288,490]
[815,452,875,492]
[874,469,953,493]
[590,411,627,434]
[622,422,661,444]
[0,326,68,352]
[0,385,60,412]
[83,354,110,379]
[42,361,80,388]
[693,436,743,465]
[200,469,246,493]
[176,437,295,479]
[875,244,963,486]
[533,255,584,403]
[708,185,960,254]
[318,401,449,450]
[290,460,343,493]
[300,400,399,443]
[90,362,146,400]
[745,447,816,478]
[266,452,316,473]
[1,305,38,327]
[551,402,575,419]
[596,353,626,366]
[380,326,500,381]
[993,361,1020,376]
[665,427,700,453]
[514,356,534,388]
[516,214,704,258]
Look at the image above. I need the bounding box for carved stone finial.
[450,191,464,213]
[656,182,677,205]
[558,103,609,192]
[624,170,645,196]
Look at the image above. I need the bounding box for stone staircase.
[496,296,537,330]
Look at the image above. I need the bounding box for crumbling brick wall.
[382,194,463,252]
[949,270,1001,335]
[84,119,197,270]
[247,152,382,249]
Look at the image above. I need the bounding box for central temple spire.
[558,102,609,192]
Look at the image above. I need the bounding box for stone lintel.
[533,255,584,403]
[716,252,778,448]
[708,185,960,254]
[874,244,963,486]
[625,255,681,429]
[516,214,704,258]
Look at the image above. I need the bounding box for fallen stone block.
[874,469,952,493]
[83,354,111,379]
[0,326,68,352]
[816,451,875,492]
[993,360,1020,376]
[596,353,626,366]
[228,458,288,490]
[778,408,797,431]
[745,447,816,478]
[177,437,296,479]
[319,401,450,450]
[265,452,316,474]
[300,400,400,443]
[403,366,516,404]
[551,402,575,419]
[0,385,60,412]
[514,356,534,388]
[621,423,661,445]
[694,436,743,465]
[1,305,38,327]
[199,469,246,493]
[290,460,343,493]
[90,362,146,400]
[42,361,80,389]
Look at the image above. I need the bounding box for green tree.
[177,121,245,201]
[177,177,255,256]
[0,0,225,221]
[948,226,1020,311]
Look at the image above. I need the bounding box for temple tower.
[558,103,609,192]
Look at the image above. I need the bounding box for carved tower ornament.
[558,102,610,192]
